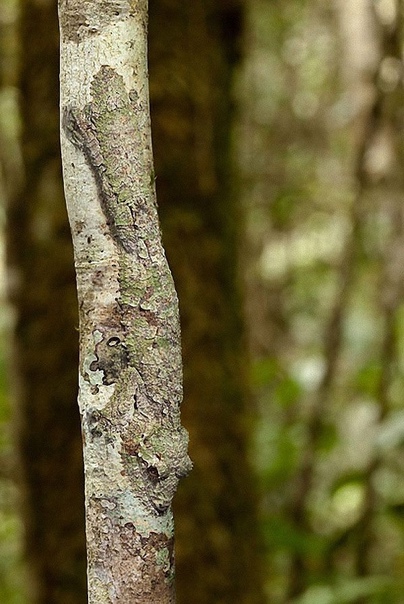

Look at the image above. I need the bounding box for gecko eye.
[154,501,170,515]
[146,466,160,484]
[107,336,121,346]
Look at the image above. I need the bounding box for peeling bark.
[58,2,191,601]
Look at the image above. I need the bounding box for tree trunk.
[6,1,87,602]
[148,2,266,603]
[58,1,191,602]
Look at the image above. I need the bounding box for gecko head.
[134,425,192,514]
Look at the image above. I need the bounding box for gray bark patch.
[59,0,134,43]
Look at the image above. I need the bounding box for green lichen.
[68,65,192,518]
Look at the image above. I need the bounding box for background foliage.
[239,0,404,601]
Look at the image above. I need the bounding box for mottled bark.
[149,2,266,603]
[59,1,191,602]
[6,1,87,602]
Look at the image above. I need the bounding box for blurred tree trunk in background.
[5,1,87,602]
[149,2,265,603]
[338,0,404,590]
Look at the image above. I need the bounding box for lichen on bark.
[59,2,190,601]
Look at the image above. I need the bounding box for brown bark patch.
[88,498,175,602]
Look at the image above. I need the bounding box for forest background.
[0,0,404,603]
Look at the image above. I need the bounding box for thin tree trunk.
[58,1,191,601]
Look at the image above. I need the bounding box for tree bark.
[58,1,191,602]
